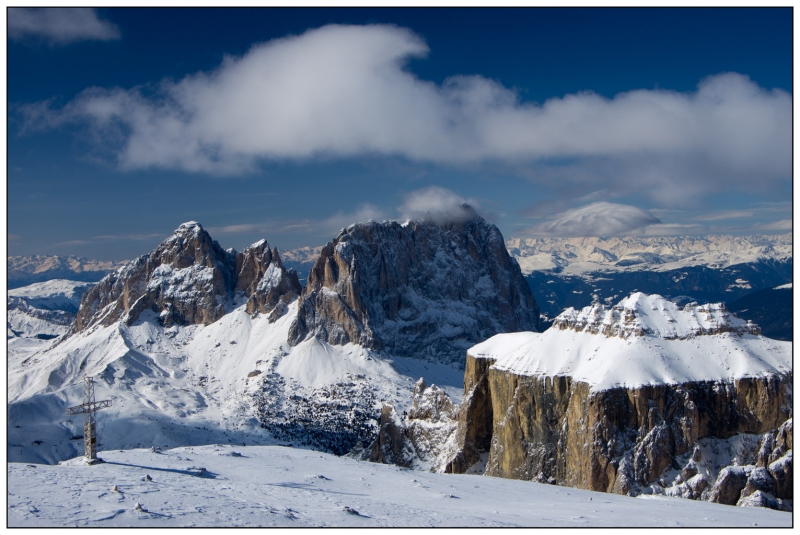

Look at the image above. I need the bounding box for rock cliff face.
[381,293,793,510]
[454,356,791,496]
[288,207,539,365]
[75,222,301,331]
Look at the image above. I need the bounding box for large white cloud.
[9,8,120,44]
[24,24,790,204]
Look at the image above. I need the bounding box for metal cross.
[66,377,112,462]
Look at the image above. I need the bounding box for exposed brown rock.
[445,356,495,474]
[445,353,792,501]
[768,453,793,500]
[242,246,302,322]
[739,467,776,500]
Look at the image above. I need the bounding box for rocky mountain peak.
[552,292,761,340]
[74,222,300,332]
[287,213,539,366]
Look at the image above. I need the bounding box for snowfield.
[7,445,791,527]
[470,293,792,391]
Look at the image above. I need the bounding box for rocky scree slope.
[363,377,460,471]
[74,222,301,332]
[369,293,792,511]
[288,207,540,366]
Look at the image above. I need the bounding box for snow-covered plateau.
[471,293,791,392]
[7,444,790,527]
[8,279,95,339]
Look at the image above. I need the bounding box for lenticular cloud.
[524,202,663,237]
[25,23,791,201]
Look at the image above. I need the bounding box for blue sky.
[8,7,792,260]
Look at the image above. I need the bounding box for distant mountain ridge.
[506,233,792,276]
[8,255,128,289]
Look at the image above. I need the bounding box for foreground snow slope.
[7,445,790,527]
[470,293,791,392]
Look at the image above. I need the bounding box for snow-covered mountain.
[370,293,792,511]
[7,280,98,369]
[506,234,792,276]
[74,221,302,332]
[281,245,324,283]
[511,234,793,336]
[9,215,537,463]
[8,255,127,289]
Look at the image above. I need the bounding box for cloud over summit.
[23,23,791,205]
[398,186,483,224]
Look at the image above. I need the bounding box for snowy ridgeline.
[8,301,464,465]
[470,293,791,392]
[505,234,792,276]
[7,445,790,528]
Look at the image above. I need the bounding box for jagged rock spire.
[75,222,301,331]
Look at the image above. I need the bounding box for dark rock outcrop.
[368,404,416,468]
[709,466,752,505]
[75,222,301,331]
[366,378,459,470]
[288,207,539,365]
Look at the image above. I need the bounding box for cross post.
[66,377,112,462]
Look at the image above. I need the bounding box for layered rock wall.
[449,353,792,500]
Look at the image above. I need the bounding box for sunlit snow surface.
[7,445,789,527]
[471,294,791,391]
